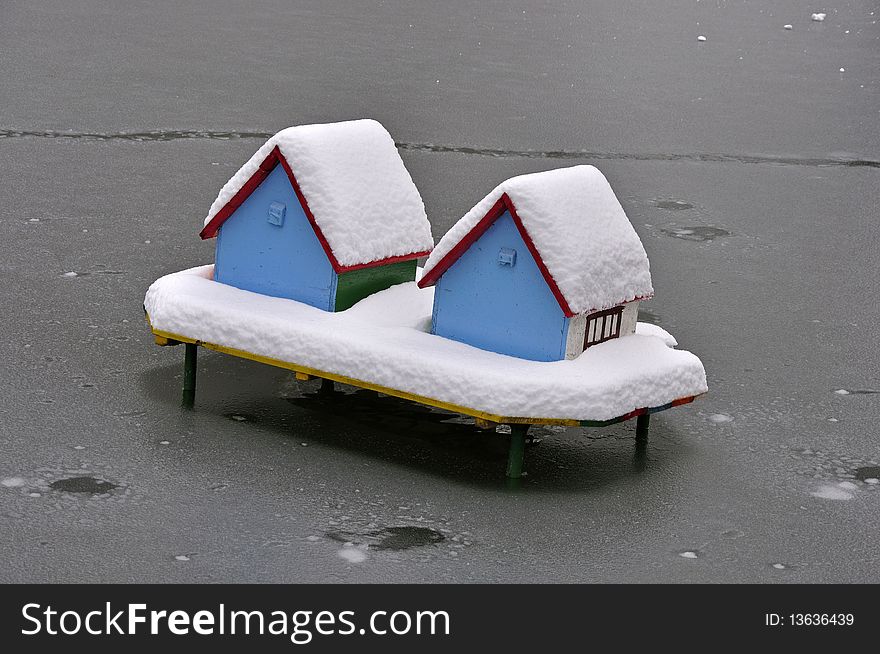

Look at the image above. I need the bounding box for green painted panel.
[334,259,418,311]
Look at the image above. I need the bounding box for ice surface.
[203,120,433,268]
[144,266,706,422]
[421,165,654,315]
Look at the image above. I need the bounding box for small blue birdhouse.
[200,120,434,312]
[419,166,654,361]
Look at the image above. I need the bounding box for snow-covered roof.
[419,165,653,316]
[200,119,433,271]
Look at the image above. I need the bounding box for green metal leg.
[636,412,650,441]
[506,425,528,479]
[182,343,197,408]
[320,378,335,394]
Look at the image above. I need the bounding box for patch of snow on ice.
[697,35,707,42]
[708,413,734,424]
[839,67,845,72]
[679,551,699,559]
[1,477,26,488]
[784,24,793,30]
[772,563,786,569]
[837,481,858,491]
[865,478,879,485]
[833,389,850,395]
[174,555,190,561]
[62,272,78,278]
[811,13,826,22]
[337,546,368,564]
[811,484,853,500]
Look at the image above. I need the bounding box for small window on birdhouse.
[584,306,624,349]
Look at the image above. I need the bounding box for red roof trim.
[199,147,282,241]
[418,195,507,287]
[338,249,432,274]
[505,196,575,317]
[199,146,427,273]
[273,147,342,270]
[418,193,576,317]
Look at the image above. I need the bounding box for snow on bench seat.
[145,265,707,422]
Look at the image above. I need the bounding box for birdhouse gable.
[211,161,338,309]
[419,165,653,316]
[430,208,573,361]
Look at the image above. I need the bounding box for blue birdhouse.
[418,166,654,361]
[200,120,434,312]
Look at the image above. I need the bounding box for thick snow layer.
[145,266,705,422]
[635,321,677,347]
[204,119,433,268]
[421,166,653,315]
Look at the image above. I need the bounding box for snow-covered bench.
[145,265,707,479]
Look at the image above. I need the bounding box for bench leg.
[506,425,528,479]
[636,413,650,441]
[182,343,197,408]
[320,378,335,394]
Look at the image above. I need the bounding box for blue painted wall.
[432,212,570,361]
[214,163,338,311]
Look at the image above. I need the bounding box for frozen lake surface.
[0,0,878,582]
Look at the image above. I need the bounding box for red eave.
[199,145,430,273]
[417,193,576,317]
